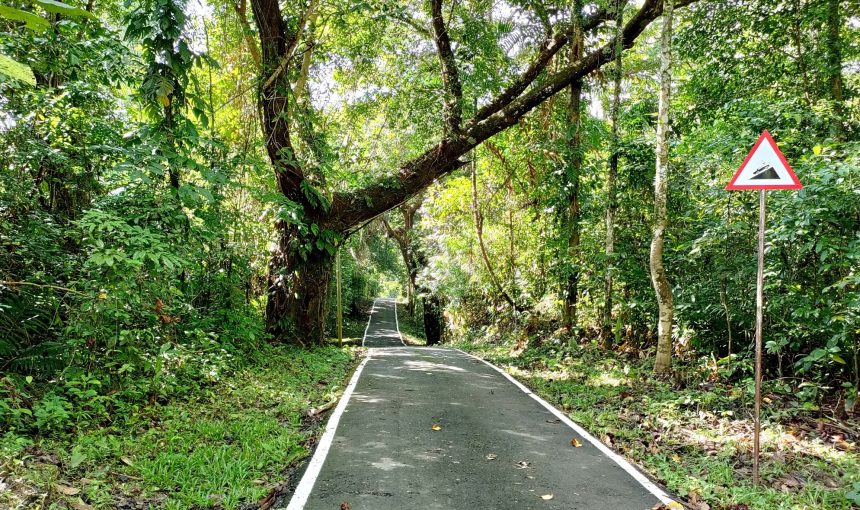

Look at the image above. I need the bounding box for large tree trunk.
[266,222,333,345]
[602,1,623,347]
[651,0,674,375]
[564,0,585,331]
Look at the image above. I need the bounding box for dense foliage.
[415,0,859,398]
[0,0,857,506]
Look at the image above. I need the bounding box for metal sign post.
[726,130,802,485]
[753,189,765,485]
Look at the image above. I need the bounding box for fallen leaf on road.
[432,424,442,431]
[340,502,351,510]
[486,453,497,460]
[570,438,582,448]
[650,502,684,510]
[514,460,531,469]
[55,484,80,496]
[541,494,554,500]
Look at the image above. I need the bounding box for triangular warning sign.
[726,130,802,190]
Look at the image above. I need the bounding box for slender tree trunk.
[826,0,844,138]
[603,0,623,346]
[720,276,732,357]
[231,0,262,69]
[791,0,812,107]
[651,0,674,375]
[382,200,422,316]
[564,0,584,331]
[471,153,520,312]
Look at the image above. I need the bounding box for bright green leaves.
[0,53,37,85]
[0,5,51,31]
[0,0,101,86]
[154,76,174,107]
[79,209,186,274]
[32,0,97,19]
[124,0,206,141]
[271,193,339,261]
[300,180,331,213]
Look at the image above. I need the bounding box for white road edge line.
[287,301,378,510]
[360,298,378,347]
[455,348,675,506]
[392,298,406,346]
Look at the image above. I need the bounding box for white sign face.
[726,130,802,190]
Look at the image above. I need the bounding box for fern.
[7,341,67,375]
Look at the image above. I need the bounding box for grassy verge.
[455,339,860,510]
[0,344,359,510]
[395,301,426,346]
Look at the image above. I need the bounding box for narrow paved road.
[287,298,673,510]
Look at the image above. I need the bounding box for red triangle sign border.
[725,130,803,190]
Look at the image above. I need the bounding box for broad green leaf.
[0,53,36,86]
[32,0,97,19]
[0,6,50,31]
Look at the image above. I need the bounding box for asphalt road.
[287,298,673,510]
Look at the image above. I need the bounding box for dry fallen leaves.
[70,499,94,510]
[541,494,554,500]
[55,484,80,496]
[431,424,442,431]
[485,453,497,460]
[514,460,531,469]
[650,502,684,510]
[570,438,582,448]
[340,502,351,510]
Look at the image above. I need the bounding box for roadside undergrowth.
[456,338,860,510]
[0,344,359,510]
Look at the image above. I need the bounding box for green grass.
[456,339,860,510]
[395,301,426,346]
[0,344,358,509]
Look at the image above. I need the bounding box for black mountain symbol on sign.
[751,164,779,180]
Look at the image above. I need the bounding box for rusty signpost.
[725,130,803,484]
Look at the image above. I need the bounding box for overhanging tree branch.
[327,0,696,233]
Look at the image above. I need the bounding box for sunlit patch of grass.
[0,344,358,509]
[394,300,426,346]
[457,339,860,510]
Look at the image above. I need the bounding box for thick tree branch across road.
[326,0,697,233]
